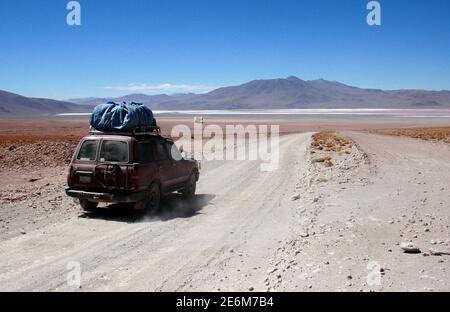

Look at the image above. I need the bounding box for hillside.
[0,90,90,117]
[150,76,450,110]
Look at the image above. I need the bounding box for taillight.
[129,166,139,190]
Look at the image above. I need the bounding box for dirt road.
[0,132,449,292]
[0,133,311,291]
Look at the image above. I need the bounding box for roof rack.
[89,126,162,137]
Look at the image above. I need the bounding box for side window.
[156,142,169,161]
[167,142,183,161]
[77,140,98,161]
[138,142,155,163]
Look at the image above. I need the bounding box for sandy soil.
[0,130,449,292]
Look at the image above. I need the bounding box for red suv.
[65,130,200,212]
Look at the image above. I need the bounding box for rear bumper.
[65,188,146,203]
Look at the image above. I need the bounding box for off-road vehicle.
[66,129,200,212]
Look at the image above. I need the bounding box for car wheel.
[146,183,161,213]
[182,174,197,199]
[80,199,98,212]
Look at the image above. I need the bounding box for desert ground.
[0,117,449,291]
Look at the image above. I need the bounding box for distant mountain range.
[2,76,450,117]
[69,76,450,110]
[147,76,450,110]
[68,93,194,107]
[0,90,91,117]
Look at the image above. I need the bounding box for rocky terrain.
[265,132,450,291]
[0,141,77,170]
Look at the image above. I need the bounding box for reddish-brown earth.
[368,127,450,144]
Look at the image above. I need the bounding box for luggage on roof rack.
[90,102,155,132]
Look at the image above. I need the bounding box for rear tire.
[80,200,98,212]
[182,174,197,199]
[145,183,161,213]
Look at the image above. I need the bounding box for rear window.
[99,140,129,163]
[77,140,98,161]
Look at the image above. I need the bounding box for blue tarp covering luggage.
[90,102,154,132]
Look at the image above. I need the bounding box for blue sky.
[0,0,449,99]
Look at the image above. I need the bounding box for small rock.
[400,242,421,254]
[429,249,450,256]
[291,194,301,201]
[267,268,277,274]
[248,287,254,292]
[20,229,26,235]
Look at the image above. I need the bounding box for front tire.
[80,199,98,212]
[182,174,197,199]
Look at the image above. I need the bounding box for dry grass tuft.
[310,131,354,167]
[368,127,450,144]
[311,156,332,163]
[311,131,353,153]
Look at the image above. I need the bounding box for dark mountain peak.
[286,75,303,81]
[242,76,303,84]
[308,78,361,90]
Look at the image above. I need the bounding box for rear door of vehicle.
[165,141,189,185]
[155,140,178,192]
[71,139,100,190]
[137,140,158,191]
[94,139,130,191]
